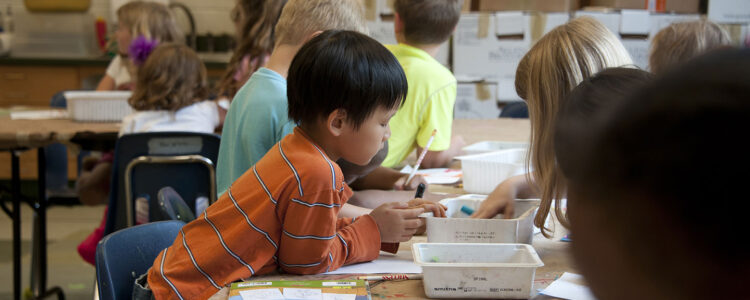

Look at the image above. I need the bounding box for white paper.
[324,250,421,274]
[322,294,356,300]
[540,273,597,300]
[399,166,462,185]
[239,288,285,300]
[283,288,322,300]
[10,110,69,120]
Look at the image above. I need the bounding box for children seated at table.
[559,48,750,300]
[75,43,219,265]
[136,30,446,300]
[381,0,465,169]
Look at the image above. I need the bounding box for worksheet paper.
[239,288,285,300]
[323,250,421,275]
[540,272,597,300]
[399,165,462,184]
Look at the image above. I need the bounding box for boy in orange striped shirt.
[135,30,446,299]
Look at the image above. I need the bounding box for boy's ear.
[327,109,348,137]
[304,30,324,44]
[394,13,405,34]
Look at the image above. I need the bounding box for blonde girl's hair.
[117,1,184,44]
[116,1,184,83]
[649,20,732,74]
[514,17,633,237]
[217,0,288,98]
[274,0,368,47]
[129,43,209,111]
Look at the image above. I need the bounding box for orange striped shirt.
[147,128,394,299]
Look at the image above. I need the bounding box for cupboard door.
[0,66,79,107]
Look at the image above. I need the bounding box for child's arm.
[96,75,116,91]
[419,135,466,168]
[348,166,427,191]
[470,174,538,219]
[277,196,423,275]
[347,190,451,209]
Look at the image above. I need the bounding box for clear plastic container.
[458,148,528,194]
[462,141,528,155]
[413,243,544,299]
[426,195,539,244]
[64,91,133,122]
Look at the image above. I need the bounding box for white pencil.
[407,129,437,184]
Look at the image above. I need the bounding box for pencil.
[357,274,423,281]
[407,129,437,184]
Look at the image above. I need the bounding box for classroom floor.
[0,203,104,300]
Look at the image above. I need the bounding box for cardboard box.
[473,0,580,12]
[587,0,700,13]
[366,21,450,67]
[454,82,502,119]
[708,0,750,24]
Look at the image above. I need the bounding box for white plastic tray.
[413,243,544,298]
[426,195,539,244]
[64,91,133,122]
[458,148,528,194]
[462,140,528,155]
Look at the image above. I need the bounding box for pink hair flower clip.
[129,36,159,66]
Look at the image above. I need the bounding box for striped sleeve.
[277,190,381,274]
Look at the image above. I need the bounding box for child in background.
[381,0,465,169]
[137,30,446,300]
[649,20,731,75]
[559,48,750,300]
[96,1,183,91]
[217,0,427,216]
[471,18,633,238]
[216,0,287,101]
[75,43,219,265]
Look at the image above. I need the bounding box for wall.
[0,0,235,35]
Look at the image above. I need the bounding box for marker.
[460,205,475,215]
[414,183,426,199]
[357,274,423,281]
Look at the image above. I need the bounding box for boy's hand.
[407,199,447,218]
[369,202,425,243]
[393,174,427,191]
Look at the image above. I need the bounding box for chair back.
[96,220,184,300]
[104,132,220,235]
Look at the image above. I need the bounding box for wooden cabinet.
[0,65,105,107]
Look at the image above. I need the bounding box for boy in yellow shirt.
[382,0,465,169]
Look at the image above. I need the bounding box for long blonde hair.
[649,20,731,74]
[515,17,633,237]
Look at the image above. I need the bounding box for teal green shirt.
[216,68,296,196]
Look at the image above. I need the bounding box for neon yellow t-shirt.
[382,44,457,168]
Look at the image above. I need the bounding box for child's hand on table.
[370,202,425,243]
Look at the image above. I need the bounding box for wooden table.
[220,118,575,299]
[0,111,120,300]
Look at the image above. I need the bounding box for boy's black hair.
[554,67,653,181]
[575,49,750,297]
[287,30,407,129]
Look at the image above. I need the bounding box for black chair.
[103,132,220,235]
[499,102,529,118]
[96,220,184,300]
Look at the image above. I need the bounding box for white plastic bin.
[462,141,528,155]
[413,243,544,299]
[458,148,528,194]
[64,91,133,122]
[426,195,539,244]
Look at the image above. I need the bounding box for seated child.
[75,43,219,265]
[649,20,731,75]
[137,30,446,299]
[557,49,750,299]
